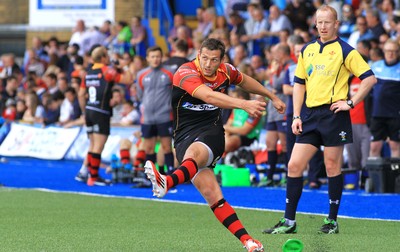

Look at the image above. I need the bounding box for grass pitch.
[0,188,398,252]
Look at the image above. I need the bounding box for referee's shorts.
[296,104,353,148]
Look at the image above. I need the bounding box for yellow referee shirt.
[294,37,374,108]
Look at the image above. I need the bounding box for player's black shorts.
[85,109,111,135]
[370,117,400,141]
[141,121,173,138]
[297,104,353,147]
[174,126,225,168]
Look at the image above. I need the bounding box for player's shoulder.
[175,62,199,77]
[137,66,152,78]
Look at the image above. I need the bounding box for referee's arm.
[348,75,377,106]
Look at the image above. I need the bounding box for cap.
[282,239,304,252]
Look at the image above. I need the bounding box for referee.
[263,5,377,234]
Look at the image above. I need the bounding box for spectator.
[283,0,315,31]
[0,76,18,114]
[266,5,293,45]
[23,36,49,70]
[15,99,26,121]
[24,49,46,77]
[197,7,216,39]
[365,8,386,40]
[369,39,400,158]
[348,15,374,48]
[228,11,247,39]
[369,47,384,62]
[0,53,21,86]
[22,92,45,124]
[338,4,356,42]
[168,14,192,46]
[2,98,16,121]
[130,16,148,57]
[241,6,269,56]
[136,46,175,175]
[58,87,81,126]
[110,87,126,124]
[113,100,140,126]
[42,95,60,126]
[113,21,133,56]
[69,19,88,56]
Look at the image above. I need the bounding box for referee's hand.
[330,100,351,113]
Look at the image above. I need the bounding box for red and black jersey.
[84,63,121,115]
[172,58,244,142]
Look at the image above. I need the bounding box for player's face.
[146,50,162,68]
[199,48,222,77]
[315,10,339,43]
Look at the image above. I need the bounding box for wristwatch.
[346,99,354,109]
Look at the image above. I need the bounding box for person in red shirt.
[144,38,286,252]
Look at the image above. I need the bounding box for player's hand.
[330,100,351,113]
[242,100,266,118]
[292,118,303,135]
[272,98,286,114]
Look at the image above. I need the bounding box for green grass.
[0,188,399,252]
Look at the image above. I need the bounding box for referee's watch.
[346,99,354,109]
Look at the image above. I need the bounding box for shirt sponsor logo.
[182,102,218,111]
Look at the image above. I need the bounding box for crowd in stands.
[0,0,399,189]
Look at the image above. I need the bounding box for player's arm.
[118,68,133,85]
[193,85,266,118]
[238,74,286,114]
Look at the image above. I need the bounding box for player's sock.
[267,150,277,181]
[166,158,198,190]
[120,149,130,165]
[328,174,343,221]
[89,152,101,179]
[284,176,304,221]
[146,153,156,164]
[164,152,175,174]
[134,150,146,168]
[211,198,251,244]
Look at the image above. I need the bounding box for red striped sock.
[166,158,198,190]
[89,152,101,179]
[134,150,146,168]
[120,149,130,165]
[211,199,251,244]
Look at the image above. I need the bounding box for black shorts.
[85,109,111,135]
[370,117,400,141]
[174,126,225,168]
[297,105,353,147]
[141,121,173,138]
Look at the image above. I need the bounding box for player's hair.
[146,46,163,56]
[174,39,189,53]
[316,4,338,21]
[200,38,225,59]
[91,47,108,63]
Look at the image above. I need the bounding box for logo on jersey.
[339,131,347,142]
[307,64,313,76]
[182,102,218,111]
[329,51,336,60]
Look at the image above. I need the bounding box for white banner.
[0,123,80,160]
[29,0,115,27]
